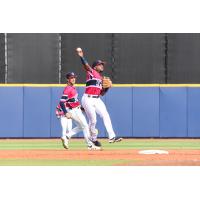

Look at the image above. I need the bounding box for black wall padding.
[167,34,200,83]
[61,33,112,83]
[7,34,59,83]
[112,33,165,83]
[0,33,5,83]
[6,33,200,84]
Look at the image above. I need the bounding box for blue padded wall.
[188,88,200,137]
[0,87,23,137]
[2,86,200,138]
[50,87,63,137]
[106,87,132,137]
[159,87,187,137]
[133,87,159,137]
[23,87,51,137]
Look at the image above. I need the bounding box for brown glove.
[102,76,112,88]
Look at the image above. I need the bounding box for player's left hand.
[102,76,112,88]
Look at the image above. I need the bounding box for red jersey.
[85,69,103,95]
[61,85,80,108]
[56,85,80,117]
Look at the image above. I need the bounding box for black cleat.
[109,137,123,143]
[93,140,102,147]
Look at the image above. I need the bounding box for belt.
[87,95,100,98]
[69,105,81,110]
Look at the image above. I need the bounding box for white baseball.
[76,47,82,52]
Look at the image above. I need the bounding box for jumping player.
[56,72,101,150]
[76,47,122,145]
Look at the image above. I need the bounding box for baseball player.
[76,47,122,146]
[56,72,101,150]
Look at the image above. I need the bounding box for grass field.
[0,138,200,166]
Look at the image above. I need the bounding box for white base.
[138,150,169,155]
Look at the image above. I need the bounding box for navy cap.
[65,72,77,79]
[92,60,106,68]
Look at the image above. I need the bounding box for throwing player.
[56,72,101,150]
[76,47,122,146]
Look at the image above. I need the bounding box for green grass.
[0,138,200,150]
[0,159,127,166]
[0,140,62,150]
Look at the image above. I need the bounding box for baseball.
[76,47,82,52]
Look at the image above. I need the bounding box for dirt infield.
[1,149,200,165]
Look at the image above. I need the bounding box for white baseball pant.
[60,107,93,147]
[81,94,116,140]
[60,117,72,138]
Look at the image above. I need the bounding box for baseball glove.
[102,76,112,88]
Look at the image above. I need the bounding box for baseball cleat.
[88,145,102,150]
[89,139,102,147]
[61,136,69,149]
[93,140,102,147]
[109,137,123,143]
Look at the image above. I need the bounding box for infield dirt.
[1,149,200,165]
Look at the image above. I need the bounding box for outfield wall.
[1,85,200,138]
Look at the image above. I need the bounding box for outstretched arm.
[76,47,92,72]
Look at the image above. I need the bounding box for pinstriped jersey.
[85,69,103,95]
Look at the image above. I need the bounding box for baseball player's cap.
[65,72,77,79]
[92,60,106,68]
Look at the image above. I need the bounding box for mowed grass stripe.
[0,139,200,150]
[0,159,127,166]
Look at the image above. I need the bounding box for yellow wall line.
[1,83,200,87]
